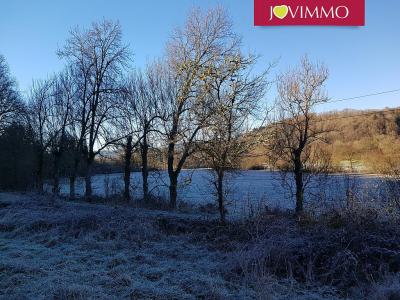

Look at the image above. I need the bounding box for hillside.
[241,107,400,173]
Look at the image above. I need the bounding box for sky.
[0,0,399,113]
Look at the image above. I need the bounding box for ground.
[0,193,244,299]
[1,192,398,299]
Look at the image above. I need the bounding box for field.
[54,170,389,217]
[1,192,400,299]
[0,192,335,300]
[0,193,239,299]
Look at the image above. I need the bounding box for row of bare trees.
[0,7,335,220]
[26,9,264,212]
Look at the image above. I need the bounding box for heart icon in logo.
[273,5,289,19]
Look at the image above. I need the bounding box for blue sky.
[0,0,399,112]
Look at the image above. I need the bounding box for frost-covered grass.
[225,208,400,300]
[1,192,398,299]
[0,193,239,299]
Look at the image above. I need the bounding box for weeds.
[226,205,400,299]
[1,191,399,299]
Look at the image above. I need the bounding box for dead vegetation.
[156,199,400,299]
[1,191,400,299]
[224,206,400,299]
[0,193,233,299]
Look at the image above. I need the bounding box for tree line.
[0,8,333,221]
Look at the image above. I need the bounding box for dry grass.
[222,205,400,300]
[1,192,399,299]
[0,193,238,299]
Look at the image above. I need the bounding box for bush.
[228,208,400,297]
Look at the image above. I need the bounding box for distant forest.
[241,107,400,173]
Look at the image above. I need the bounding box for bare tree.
[199,53,267,223]
[64,65,89,199]
[49,69,75,195]
[28,78,56,192]
[58,20,131,200]
[268,56,330,214]
[119,66,163,202]
[0,55,24,133]
[115,75,141,202]
[161,7,240,208]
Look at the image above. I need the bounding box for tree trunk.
[141,133,149,202]
[169,174,178,209]
[36,149,44,193]
[123,135,133,202]
[167,138,177,208]
[294,154,304,214]
[52,152,61,196]
[69,176,76,199]
[69,155,80,199]
[217,170,225,223]
[85,156,94,200]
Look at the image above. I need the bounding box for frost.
[0,193,240,299]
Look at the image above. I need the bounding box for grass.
[0,193,236,299]
[0,192,399,299]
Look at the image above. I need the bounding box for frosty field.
[0,193,345,300]
[56,170,388,216]
[0,193,236,299]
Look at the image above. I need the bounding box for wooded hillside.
[241,107,400,173]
